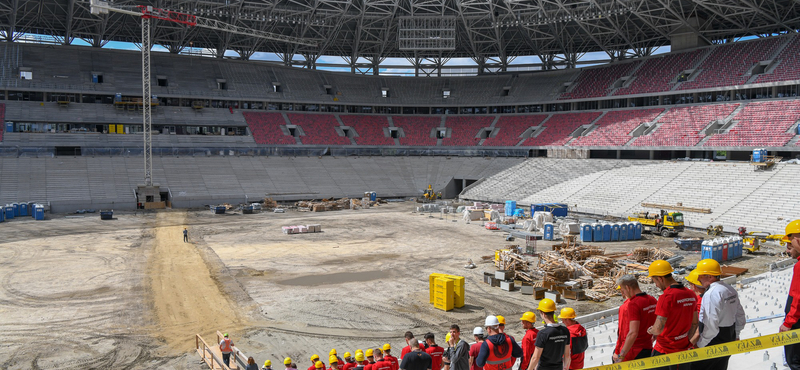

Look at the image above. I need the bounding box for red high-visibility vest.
[483,335,514,370]
[220,338,233,353]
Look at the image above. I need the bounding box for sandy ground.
[0,202,785,369]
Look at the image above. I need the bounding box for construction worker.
[646,259,697,370]
[285,358,295,370]
[400,338,433,370]
[691,259,746,370]
[495,315,506,333]
[309,355,322,370]
[525,299,571,370]
[402,332,418,359]
[263,360,273,370]
[365,349,376,370]
[613,274,658,363]
[468,328,484,370]
[783,220,800,370]
[374,349,391,370]
[448,325,470,370]
[331,349,345,366]
[183,227,188,242]
[384,344,399,370]
[558,308,587,370]
[442,332,453,370]
[356,350,368,366]
[519,312,539,370]
[219,333,234,367]
[685,269,705,312]
[353,353,367,370]
[342,352,357,370]
[314,361,325,370]
[476,316,522,370]
[330,355,341,370]
[425,332,445,370]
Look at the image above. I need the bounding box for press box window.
[443,89,450,99]
[381,87,389,98]
[216,79,227,90]
[157,76,168,87]
[92,73,104,83]
[19,69,32,80]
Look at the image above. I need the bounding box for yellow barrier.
[429,273,465,310]
[583,329,800,370]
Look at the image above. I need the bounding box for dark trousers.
[222,352,231,366]
[786,321,800,370]
[694,325,735,370]
[184,234,188,242]
[651,349,691,370]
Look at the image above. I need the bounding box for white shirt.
[697,280,746,348]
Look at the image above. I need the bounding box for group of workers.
[219,220,800,370]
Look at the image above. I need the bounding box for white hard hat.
[484,315,500,327]
[473,327,485,336]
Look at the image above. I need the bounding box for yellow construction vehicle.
[628,209,684,237]
[743,231,786,253]
[423,185,436,201]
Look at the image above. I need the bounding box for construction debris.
[295,197,384,212]
[631,247,675,263]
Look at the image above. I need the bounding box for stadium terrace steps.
[463,159,800,234]
[0,156,520,212]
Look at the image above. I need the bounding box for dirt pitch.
[0,202,783,369]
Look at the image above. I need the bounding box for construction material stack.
[429,273,465,311]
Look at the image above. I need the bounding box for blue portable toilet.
[611,223,620,241]
[4,122,12,133]
[580,224,592,242]
[593,223,603,242]
[33,205,45,220]
[544,223,554,240]
[619,223,629,241]
[19,203,28,217]
[12,203,19,217]
[626,222,635,240]
[602,223,612,241]
[752,148,762,162]
[633,222,643,240]
[712,238,722,262]
[4,205,13,220]
[0,207,4,222]
[701,240,712,260]
[370,192,377,202]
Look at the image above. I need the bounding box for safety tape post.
[582,328,800,370]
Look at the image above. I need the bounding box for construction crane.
[88,0,315,202]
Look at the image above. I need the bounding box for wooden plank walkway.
[196,331,240,370]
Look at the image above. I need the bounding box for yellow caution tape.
[583,329,800,370]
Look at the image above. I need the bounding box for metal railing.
[196,333,233,370]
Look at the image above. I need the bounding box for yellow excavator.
[743,230,786,253]
[423,185,436,201]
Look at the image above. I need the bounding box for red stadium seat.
[703,100,800,147]
[571,108,664,147]
[560,62,641,100]
[339,115,394,145]
[631,104,738,147]
[442,116,494,146]
[678,38,782,90]
[393,116,440,146]
[286,113,350,145]
[482,115,548,147]
[521,112,601,146]
[242,112,295,145]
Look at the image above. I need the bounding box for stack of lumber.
[295,198,384,212]
[631,247,675,263]
[582,257,617,277]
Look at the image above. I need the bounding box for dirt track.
[0,203,784,369]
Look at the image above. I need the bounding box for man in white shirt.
[690,259,746,370]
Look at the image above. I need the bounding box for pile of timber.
[263,197,278,210]
[631,247,675,263]
[556,246,606,262]
[295,198,385,212]
[495,248,536,282]
[582,257,617,277]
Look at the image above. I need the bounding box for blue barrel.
[580,224,592,242]
[544,223,554,240]
[370,192,377,202]
[619,223,629,241]
[611,224,620,241]
[34,205,45,220]
[593,223,603,242]
[5,205,14,220]
[602,224,612,241]
[19,203,28,217]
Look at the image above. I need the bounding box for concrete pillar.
[616,150,622,159]
[650,150,655,160]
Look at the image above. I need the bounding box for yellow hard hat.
[445,332,452,343]
[496,315,505,325]
[315,362,324,369]
[695,259,722,276]
[366,349,374,357]
[648,260,673,277]
[329,355,339,364]
[311,355,320,362]
[344,352,352,358]
[284,358,293,365]
[265,360,272,367]
[558,307,576,319]
[355,349,363,355]
[383,344,391,351]
[520,311,536,323]
[330,349,337,356]
[784,220,800,242]
[537,298,556,313]
[685,269,701,286]
[355,353,365,362]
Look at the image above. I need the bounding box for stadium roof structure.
[3,0,800,70]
